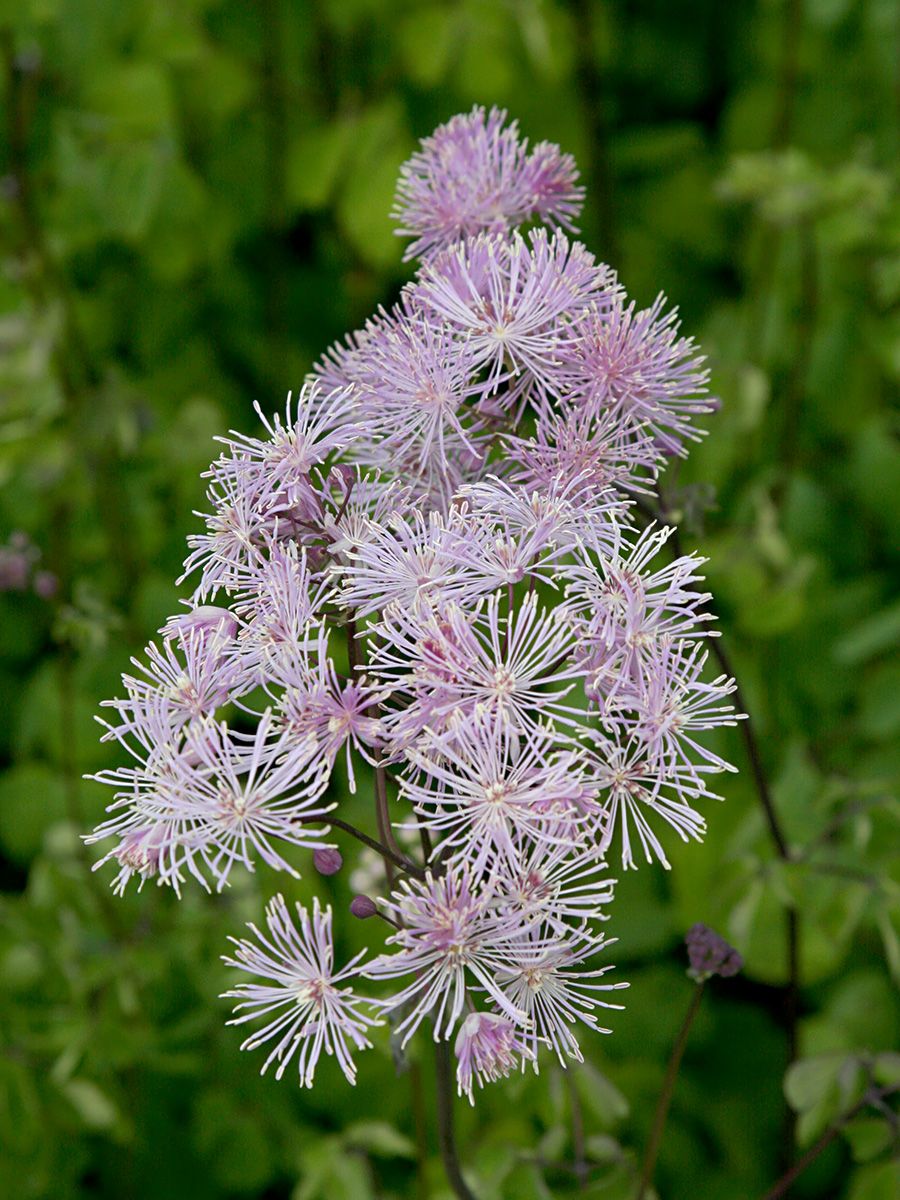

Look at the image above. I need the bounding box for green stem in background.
[636,981,706,1200]
[678,536,803,1149]
[647,503,802,1133]
[771,0,805,149]
[775,218,818,496]
[571,0,620,269]
[757,1084,899,1200]
[374,756,399,889]
[564,1067,589,1192]
[409,1059,430,1200]
[260,0,289,389]
[434,1036,477,1200]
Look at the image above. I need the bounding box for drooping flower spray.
[87,108,742,1198]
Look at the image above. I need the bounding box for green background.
[0,1,898,1197]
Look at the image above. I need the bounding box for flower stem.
[409,1059,429,1200]
[434,1037,477,1200]
[640,499,802,1154]
[757,1084,899,1200]
[564,1067,589,1191]
[321,815,424,878]
[636,980,705,1200]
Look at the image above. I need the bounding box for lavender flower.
[411,230,613,405]
[454,1011,534,1103]
[400,712,592,872]
[363,866,534,1045]
[88,109,743,1104]
[393,106,584,262]
[496,930,627,1065]
[223,895,380,1085]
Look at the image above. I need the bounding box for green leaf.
[847,1160,900,1200]
[784,1055,844,1112]
[844,1116,893,1163]
[343,1120,415,1159]
[287,119,357,212]
[872,1052,900,1087]
[834,599,900,665]
[0,764,68,864]
[572,1062,629,1128]
[84,61,175,137]
[59,1079,119,1131]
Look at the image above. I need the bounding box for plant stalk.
[636,981,705,1200]
[434,1036,477,1200]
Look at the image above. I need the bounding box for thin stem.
[346,617,360,674]
[565,1067,589,1192]
[657,509,802,1152]
[434,1036,477,1200]
[409,1059,429,1200]
[374,754,406,866]
[260,0,288,388]
[322,815,424,878]
[771,0,804,149]
[705,633,790,861]
[757,1084,899,1200]
[636,981,705,1200]
[572,0,619,267]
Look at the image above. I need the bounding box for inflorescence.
[86,106,743,1101]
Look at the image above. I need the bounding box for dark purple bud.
[33,570,58,600]
[685,923,743,981]
[350,894,377,919]
[313,847,343,876]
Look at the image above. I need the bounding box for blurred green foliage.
[0,1,898,1198]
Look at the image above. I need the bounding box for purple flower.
[372,593,581,748]
[393,106,584,262]
[350,894,378,919]
[566,293,715,455]
[89,108,744,1096]
[400,711,593,872]
[495,930,627,1065]
[588,734,712,870]
[494,838,616,931]
[88,709,335,894]
[454,1011,534,1103]
[223,895,380,1085]
[313,847,343,876]
[363,865,534,1045]
[410,230,613,405]
[269,625,384,793]
[685,923,743,981]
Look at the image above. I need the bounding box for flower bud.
[313,847,343,876]
[350,894,377,919]
[685,923,743,981]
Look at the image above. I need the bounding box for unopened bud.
[313,847,343,876]
[685,923,743,981]
[350,894,377,919]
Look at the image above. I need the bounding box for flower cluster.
[87,108,741,1099]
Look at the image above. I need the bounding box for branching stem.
[636,981,705,1200]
